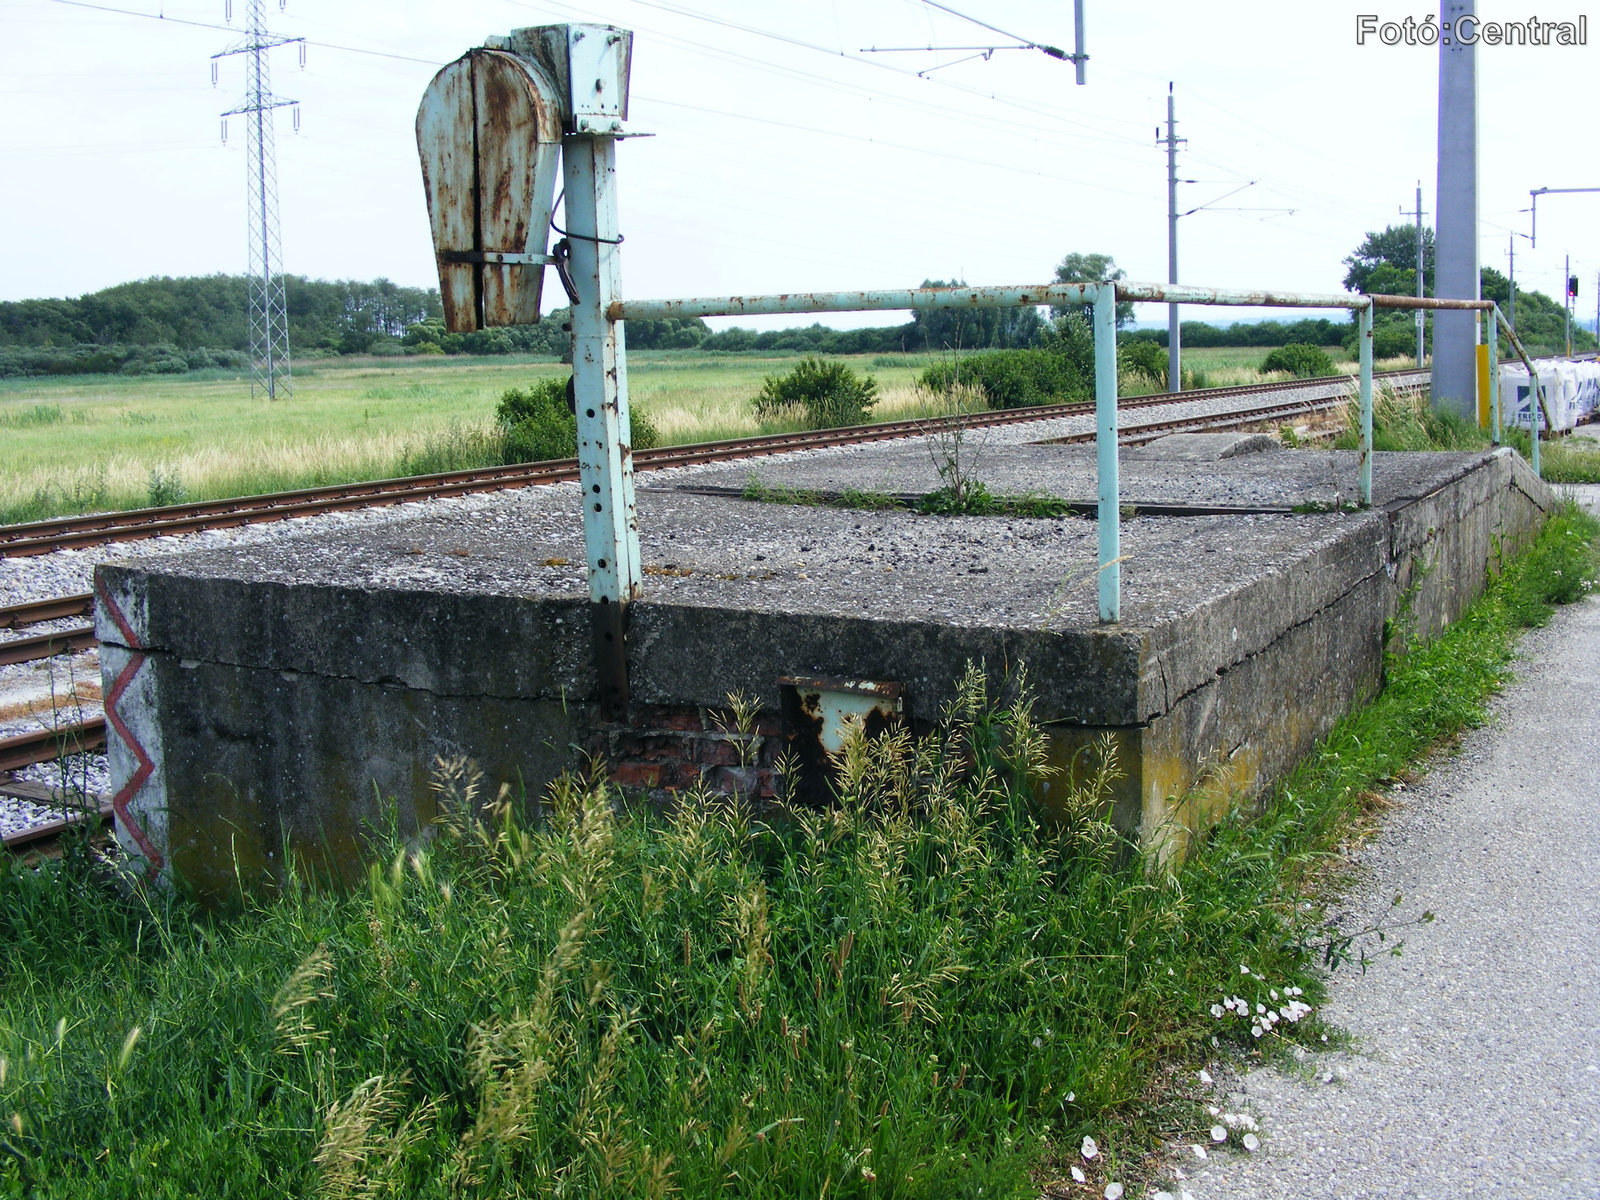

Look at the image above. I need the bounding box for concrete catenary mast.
[1433,0,1480,419]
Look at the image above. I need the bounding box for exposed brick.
[611,760,664,789]
[693,736,747,767]
[667,760,705,789]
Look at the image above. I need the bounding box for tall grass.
[2,508,1594,1197]
[1333,386,1489,453]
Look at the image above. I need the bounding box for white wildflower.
[1270,989,1279,1001]
[1154,1193,1175,1200]
[1066,1092,1076,1103]
[1033,1037,1043,1048]
[1210,1004,1225,1019]
[1198,1069,1213,1085]
[1210,1125,1227,1143]
[1191,1144,1208,1160]
[1071,1166,1087,1183]
[1208,1105,1220,1117]
[1240,964,1251,974]
[1104,1185,1124,1200]
[1256,1003,1267,1016]
[1081,1135,1098,1160]
[1243,1133,1261,1152]
[1251,1024,1263,1038]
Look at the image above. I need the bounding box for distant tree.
[912,279,1043,352]
[0,275,443,356]
[1051,252,1134,328]
[1342,224,1435,294]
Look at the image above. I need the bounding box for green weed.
[0,404,64,428]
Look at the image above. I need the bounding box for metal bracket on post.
[1093,283,1121,623]
[1358,301,1374,506]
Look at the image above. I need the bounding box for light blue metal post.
[1093,283,1120,623]
[1359,300,1374,505]
[1531,375,1542,477]
[1487,306,1500,444]
[566,128,643,716]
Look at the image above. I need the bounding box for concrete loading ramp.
[95,442,1551,894]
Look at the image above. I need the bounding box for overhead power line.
[916,0,1086,81]
[45,0,445,65]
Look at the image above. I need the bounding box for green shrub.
[920,348,1087,409]
[1372,322,1418,360]
[629,407,661,451]
[144,468,187,508]
[496,378,661,464]
[1335,387,1487,453]
[1259,342,1336,378]
[1118,338,1168,388]
[752,357,878,427]
[498,378,577,463]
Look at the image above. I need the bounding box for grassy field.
[0,353,952,525]
[0,345,1421,526]
[1,507,1593,1198]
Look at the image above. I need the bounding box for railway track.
[0,368,1424,791]
[0,369,1421,560]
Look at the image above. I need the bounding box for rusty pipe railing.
[611,281,1545,621]
[1493,303,1551,476]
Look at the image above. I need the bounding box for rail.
[0,370,1411,560]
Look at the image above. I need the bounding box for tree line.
[1341,223,1594,357]
[9,237,1581,380]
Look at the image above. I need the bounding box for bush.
[0,343,249,378]
[496,378,662,464]
[921,347,1087,409]
[1118,338,1168,388]
[1260,342,1336,378]
[753,357,878,427]
[1372,322,1417,360]
[498,378,578,463]
[144,468,188,508]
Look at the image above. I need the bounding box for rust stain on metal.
[417,49,561,332]
[778,676,906,804]
[1370,294,1493,311]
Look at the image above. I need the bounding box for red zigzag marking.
[95,576,164,870]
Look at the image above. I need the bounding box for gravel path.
[1187,525,1600,1197]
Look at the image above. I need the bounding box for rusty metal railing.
[614,283,1532,623]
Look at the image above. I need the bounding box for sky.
[2,0,1597,331]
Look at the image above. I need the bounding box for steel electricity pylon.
[214,0,303,400]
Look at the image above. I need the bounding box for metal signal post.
[416,25,643,717]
